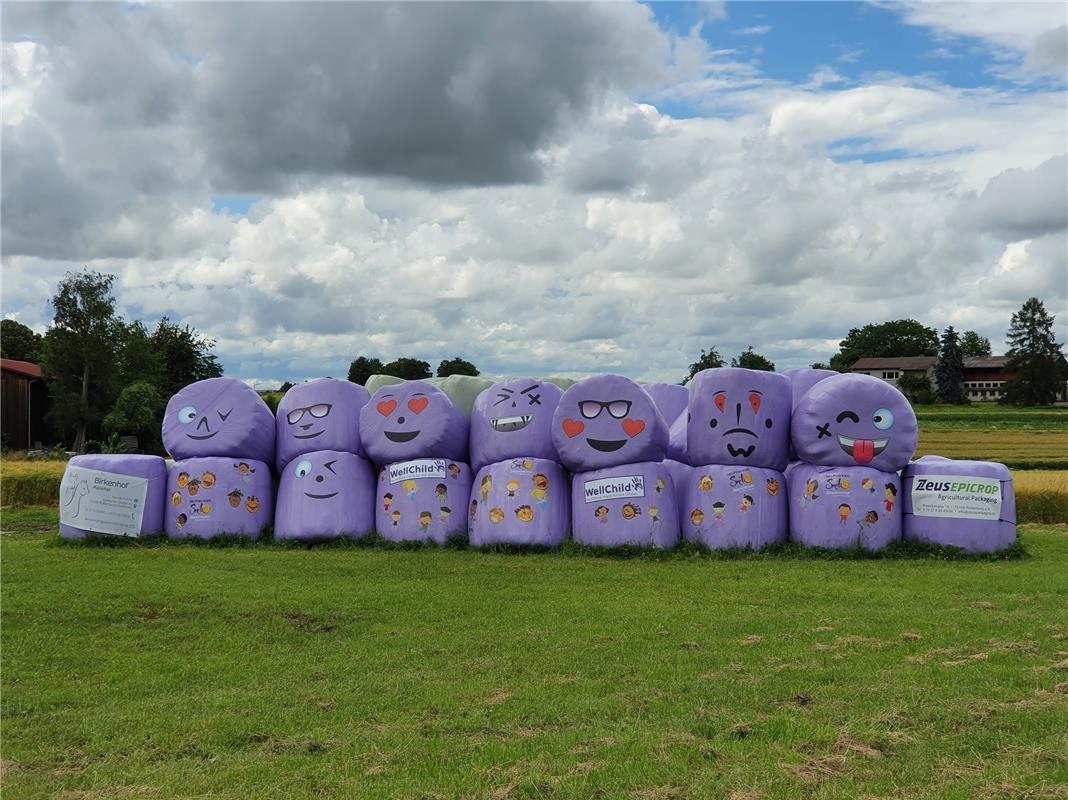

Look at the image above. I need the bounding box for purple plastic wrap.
[162,378,276,464]
[274,450,375,542]
[783,368,839,411]
[374,458,472,544]
[360,381,469,467]
[902,458,1016,552]
[59,455,167,539]
[644,383,689,429]
[666,410,689,464]
[468,458,570,547]
[680,465,787,550]
[787,463,901,551]
[661,458,692,511]
[791,373,917,472]
[686,368,791,472]
[552,375,668,472]
[165,457,273,539]
[469,379,563,474]
[276,379,369,471]
[570,461,680,548]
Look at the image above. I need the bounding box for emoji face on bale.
[792,373,917,472]
[245,496,261,514]
[766,478,780,497]
[552,374,668,472]
[200,471,216,489]
[228,489,243,508]
[186,478,201,496]
[275,451,376,542]
[176,472,190,489]
[359,381,469,466]
[470,379,564,473]
[489,507,505,524]
[276,378,369,471]
[162,377,275,463]
[515,505,535,523]
[687,368,791,472]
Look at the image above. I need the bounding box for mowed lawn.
[3,510,1067,799]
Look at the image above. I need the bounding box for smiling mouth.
[837,434,888,464]
[294,430,324,440]
[304,491,339,500]
[723,427,757,438]
[491,414,532,432]
[587,438,626,452]
[186,432,218,440]
[726,443,756,458]
[385,430,420,443]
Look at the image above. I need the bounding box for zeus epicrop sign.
[910,475,1002,521]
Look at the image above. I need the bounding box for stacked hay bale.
[59,454,168,540]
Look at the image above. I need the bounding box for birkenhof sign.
[909,475,1002,521]
[59,466,149,537]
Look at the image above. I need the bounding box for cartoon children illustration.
[648,505,661,525]
[531,487,548,509]
[506,479,520,498]
[656,478,665,494]
[434,483,448,504]
[766,477,780,497]
[533,473,549,491]
[489,507,505,524]
[448,463,461,480]
[594,505,609,524]
[438,506,451,523]
[382,493,394,512]
[176,472,190,489]
[200,471,216,489]
[186,478,201,496]
[515,505,534,523]
[418,511,432,533]
[838,503,852,524]
[884,484,897,514]
[171,491,182,507]
[712,501,726,522]
[480,476,492,501]
[861,477,875,494]
[469,499,478,521]
[621,503,642,520]
[402,480,418,500]
[175,513,187,530]
[698,475,713,493]
[857,510,878,537]
[234,462,255,483]
[228,489,243,508]
[739,494,754,513]
[689,508,705,528]
[801,478,819,507]
[391,510,401,527]
[245,496,261,514]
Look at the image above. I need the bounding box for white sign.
[583,474,645,504]
[388,458,447,485]
[910,475,1002,521]
[59,466,148,536]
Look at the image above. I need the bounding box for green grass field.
[2,508,1067,800]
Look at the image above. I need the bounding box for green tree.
[934,326,964,404]
[151,318,223,399]
[40,271,122,452]
[117,321,165,388]
[1001,297,1065,406]
[960,330,993,358]
[347,356,384,385]
[104,381,164,452]
[896,374,935,405]
[0,319,43,362]
[730,346,775,371]
[382,358,432,380]
[279,381,295,393]
[828,319,938,372]
[437,357,479,377]
[810,362,831,370]
[686,347,724,382]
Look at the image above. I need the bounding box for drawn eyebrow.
[498,387,515,394]
[713,390,727,396]
[381,393,395,399]
[747,390,763,395]
[519,385,539,394]
[411,393,426,398]
[324,460,337,474]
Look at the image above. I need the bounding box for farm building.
[1,359,49,450]
[850,355,1068,402]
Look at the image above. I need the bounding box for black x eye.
[835,410,860,424]
[527,393,541,405]
[817,423,831,439]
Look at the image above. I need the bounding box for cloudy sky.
[2,1,1066,386]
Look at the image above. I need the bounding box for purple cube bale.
[787,463,901,551]
[902,458,1016,553]
[164,457,273,539]
[644,383,689,429]
[276,379,370,471]
[680,465,787,550]
[782,368,838,412]
[162,378,276,464]
[571,461,680,548]
[666,410,689,464]
[791,373,917,472]
[686,368,791,472]
[360,381,469,467]
[274,450,375,542]
[661,458,692,510]
[469,379,563,474]
[59,455,167,539]
[468,458,570,547]
[552,375,668,473]
[374,458,472,544]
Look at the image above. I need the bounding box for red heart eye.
[408,396,429,415]
[376,400,397,417]
[748,393,761,414]
[713,394,726,413]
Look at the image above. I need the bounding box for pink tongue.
[853,439,875,464]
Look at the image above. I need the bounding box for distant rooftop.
[850,356,935,370]
[0,359,43,379]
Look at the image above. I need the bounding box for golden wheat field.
[916,430,1068,466]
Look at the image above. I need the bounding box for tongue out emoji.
[838,435,887,465]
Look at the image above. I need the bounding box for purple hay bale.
[680,465,787,550]
[59,455,167,539]
[374,458,472,544]
[360,381,469,467]
[570,461,680,548]
[165,457,273,539]
[162,378,276,463]
[469,379,563,474]
[787,463,901,551]
[276,379,369,471]
[468,458,570,547]
[274,450,375,542]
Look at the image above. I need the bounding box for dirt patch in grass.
[283,612,343,634]
[782,754,847,783]
[485,690,512,706]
